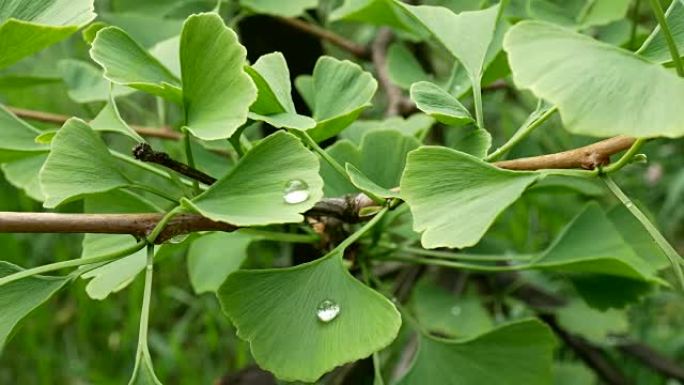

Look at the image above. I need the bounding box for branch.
[493,136,637,171]
[275,17,371,59]
[618,340,684,381]
[372,28,405,117]
[6,106,182,140]
[133,143,217,185]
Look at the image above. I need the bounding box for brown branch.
[372,28,404,117]
[6,106,182,140]
[275,17,371,59]
[133,143,217,185]
[493,136,637,171]
[618,340,684,381]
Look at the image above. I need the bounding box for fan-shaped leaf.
[397,319,556,385]
[218,250,401,382]
[0,105,48,162]
[90,26,182,102]
[638,0,684,64]
[400,147,539,249]
[182,131,323,226]
[504,21,684,138]
[187,232,251,294]
[0,262,69,351]
[181,13,257,140]
[241,0,317,17]
[58,59,134,103]
[40,118,130,208]
[410,81,473,126]
[0,0,95,69]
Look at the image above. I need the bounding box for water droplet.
[450,305,461,316]
[316,299,340,323]
[283,179,310,204]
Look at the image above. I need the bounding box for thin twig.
[133,143,217,185]
[493,136,637,171]
[6,106,182,140]
[275,17,371,59]
[618,340,684,381]
[372,28,404,117]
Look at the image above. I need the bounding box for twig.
[541,314,632,385]
[275,17,370,59]
[372,28,404,117]
[133,143,217,185]
[6,106,182,140]
[618,340,684,381]
[493,136,637,171]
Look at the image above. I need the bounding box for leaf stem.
[601,175,684,289]
[183,129,201,194]
[0,240,146,288]
[333,208,388,253]
[472,81,484,129]
[239,228,320,243]
[486,106,558,161]
[376,241,537,262]
[630,0,642,50]
[378,254,534,272]
[138,244,155,349]
[600,138,646,174]
[648,0,684,76]
[146,206,184,243]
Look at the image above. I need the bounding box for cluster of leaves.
[1,0,684,384]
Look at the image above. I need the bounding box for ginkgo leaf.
[340,114,434,144]
[187,231,251,294]
[387,43,431,90]
[400,147,539,249]
[303,56,378,142]
[398,3,500,82]
[1,154,48,201]
[330,0,427,36]
[410,81,473,126]
[556,299,628,345]
[182,131,323,226]
[181,13,257,140]
[346,163,398,199]
[128,350,163,385]
[39,118,130,208]
[0,105,48,162]
[321,130,420,197]
[218,250,401,382]
[397,319,555,385]
[245,52,316,130]
[90,95,145,142]
[504,21,684,138]
[528,0,631,28]
[90,26,182,103]
[0,0,96,69]
[0,261,69,351]
[79,191,158,300]
[241,0,318,17]
[58,59,134,103]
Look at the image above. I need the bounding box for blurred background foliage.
[0,0,683,384]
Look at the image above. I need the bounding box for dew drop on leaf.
[282,179,310,204]
[316,299,340,323]
[450,305,461,316]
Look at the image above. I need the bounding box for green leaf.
[322,130,420,197]
[181,13,257,140]
[555,299,628,345]
[608,205,669,270]
[638,0,684,64]
[0,105,48,162]
[0,0,96,69]
[330,0,427,36]
[528,0,631,28]
[410,81,473,126]
[240,0,317,17]
[90,26,182,102]
[346,163,398,199]
[39,118,130,208]
[80,191,159,300]
[128,351,163,385]
[0,261,69,351]
[504,20,684,139]
[182,131,323,226]
[218,250,401,382]
[304,56,378,142]
[533,203,658,282]
[90,95,145,142]
[554,362,596,385]
[411,280,493,339]
[386,43,431,90]
[187,231,251,294]
[397,319,556,385]
[398,3,500,82]
[340,114,434,145]
[58,59,134,103]
[149,36,180,77]
[445,125,492,159]
[1,154,48,201]
[400,147,539,249]
[245,52,315,130]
